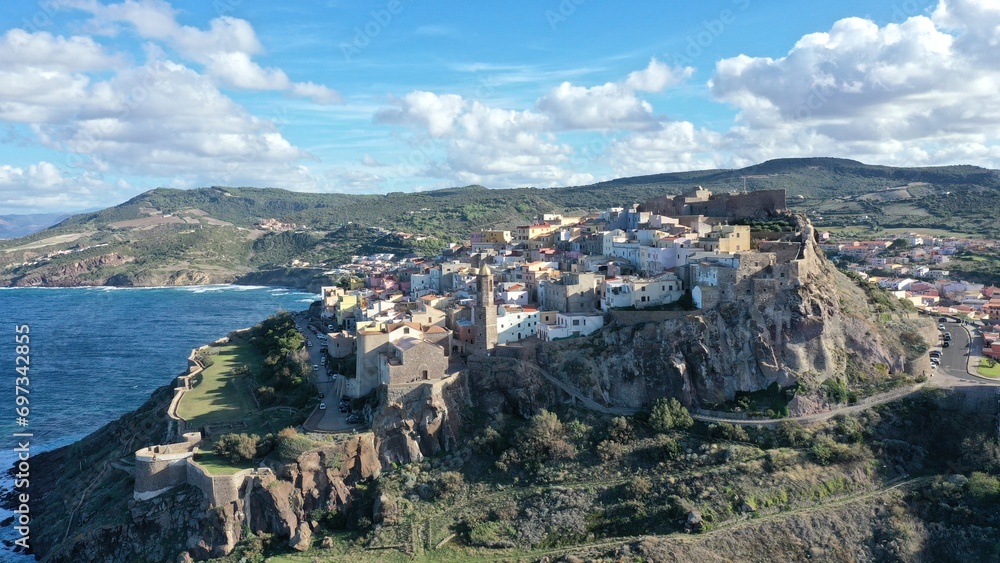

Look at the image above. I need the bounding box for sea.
[0,284,319,560]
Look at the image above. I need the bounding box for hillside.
[1,158,998,289]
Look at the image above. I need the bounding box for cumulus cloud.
[373,58,693,187]
[0,160,133,213]
[538,58,692,130]
[709,0,1000,166]
[70,0,339,104]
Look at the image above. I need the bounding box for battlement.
[639,188,786,220]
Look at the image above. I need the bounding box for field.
[176,341,262,428]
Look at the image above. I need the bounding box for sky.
[2,0,1000,214]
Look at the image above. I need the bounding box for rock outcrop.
[521,216,931,415]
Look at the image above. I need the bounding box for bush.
[608,416,634,444]
[497,410,576,472]
[968,472,1000,502]
[275,427,316,462]
[649,398,695,433]
[597,439,625,462]
[214,433,260,463]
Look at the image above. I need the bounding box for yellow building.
[702,224,751,253]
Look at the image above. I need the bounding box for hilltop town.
[314,187,792,401]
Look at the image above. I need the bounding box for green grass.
[191,451,255,476]
[978,358,1000,378]
[176,341,262,428]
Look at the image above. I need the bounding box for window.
[572,319,580,326]
[421,369,429,380]
[403,327,410,334]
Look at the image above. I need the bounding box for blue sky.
[2,0,999,213]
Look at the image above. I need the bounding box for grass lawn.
[176,340,262,430]
[979,358,1000,378]
[191,451,255,476]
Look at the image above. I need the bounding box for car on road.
[319,393,325,398]
[939,317,949,322]
[312,364,319,371]
[327,324,335,330]
[306,341,313,347]
[944,332,952,341]
[939,324,946,331]
[319,402,326,410]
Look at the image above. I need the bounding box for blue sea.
[0,285,318,560]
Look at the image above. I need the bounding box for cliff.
[526,216,933,416]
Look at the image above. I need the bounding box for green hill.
[1,158,998,289]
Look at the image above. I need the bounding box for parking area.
[293,311,367,433]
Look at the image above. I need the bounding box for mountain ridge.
[2,157,999,289]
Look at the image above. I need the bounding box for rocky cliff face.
[532,217,932,415]
[373,372,470,466]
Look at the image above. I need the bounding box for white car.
[319,402,326,410]
[312,364,319,371]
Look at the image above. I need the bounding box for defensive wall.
[135,329,273,506]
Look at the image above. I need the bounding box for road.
[929,317,995,387]
[293,312,363,433]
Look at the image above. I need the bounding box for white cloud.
[0,160,133,213]
[375,91,468,137]
[625,58,694,92]
[71,0,339,104]
[372,58,694,187]
[536,58,691,130]
[708,0,1000,166]
[608,122,726,175]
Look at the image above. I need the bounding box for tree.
[888,238,910,252]
[649,398,694,433]
[214,433,260,463]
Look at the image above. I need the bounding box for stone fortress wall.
[134,330,272,507]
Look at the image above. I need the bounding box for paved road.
[930,317,995,387]
[293,312,363,433]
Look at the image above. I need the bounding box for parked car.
[319,393,325,398]
[938,324,946,331]
[312,364,319,371]
[943,341,951,348]
[319,402,326,410]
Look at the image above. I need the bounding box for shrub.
[214,433,260,463]
[275,427,315,462]
[649,398,694,433]
[626,475,652,499]
[597,439,625,462]
[968,472,1000,502]
[608,416,634,444]
[498,410,576,472]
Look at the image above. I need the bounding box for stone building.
[473,264,499,354]
[543,271,600,313]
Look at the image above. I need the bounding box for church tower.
[474,264,498,354]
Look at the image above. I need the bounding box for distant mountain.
[1,158,998,288]
[0,212,75,239]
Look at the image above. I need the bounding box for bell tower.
[474,264,498,353]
